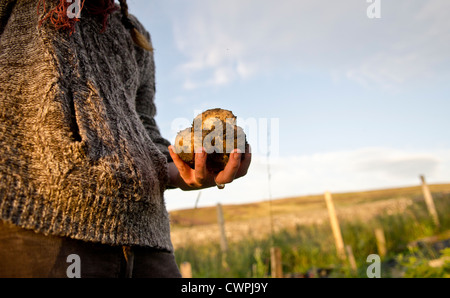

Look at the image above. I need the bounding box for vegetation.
[171,186,450,278]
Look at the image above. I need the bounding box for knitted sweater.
[0,0,174,251]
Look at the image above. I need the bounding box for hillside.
[169,183,450,248]
[170,183,450,227]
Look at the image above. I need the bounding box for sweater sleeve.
[133,21,173,163]
[0,3,175,250]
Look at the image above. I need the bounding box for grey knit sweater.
[0,0,174,251]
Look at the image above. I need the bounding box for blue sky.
[127,0,450,211]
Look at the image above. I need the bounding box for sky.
[127,0,450,211]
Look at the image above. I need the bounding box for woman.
[0,0,251,278]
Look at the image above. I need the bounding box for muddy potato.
[173,109,248,173]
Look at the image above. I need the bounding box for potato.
[173,109,248,173]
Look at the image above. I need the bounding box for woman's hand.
[167,145,251,191]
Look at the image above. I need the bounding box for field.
[169,184,450,278]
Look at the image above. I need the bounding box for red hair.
[37,0,152,51]
[38,0,84,35]
[37,0,118,35]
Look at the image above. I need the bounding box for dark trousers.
[0,221,181,278]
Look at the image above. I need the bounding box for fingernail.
[234,149,241,159]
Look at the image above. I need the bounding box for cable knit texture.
[0,0,174,251]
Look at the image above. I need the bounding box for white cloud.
[165,147,450,211]
[163,0,450,90]
[345,0,450,90]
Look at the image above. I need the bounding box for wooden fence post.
[420,175,440,227]
[345,245,357,273]
[180,262,192,278]
[270,247,283,278]
[217,203,229,269]
[374,228,387,258]
[324,191,347,260]
[216,203,228,253]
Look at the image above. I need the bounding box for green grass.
[173,192,450,278]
